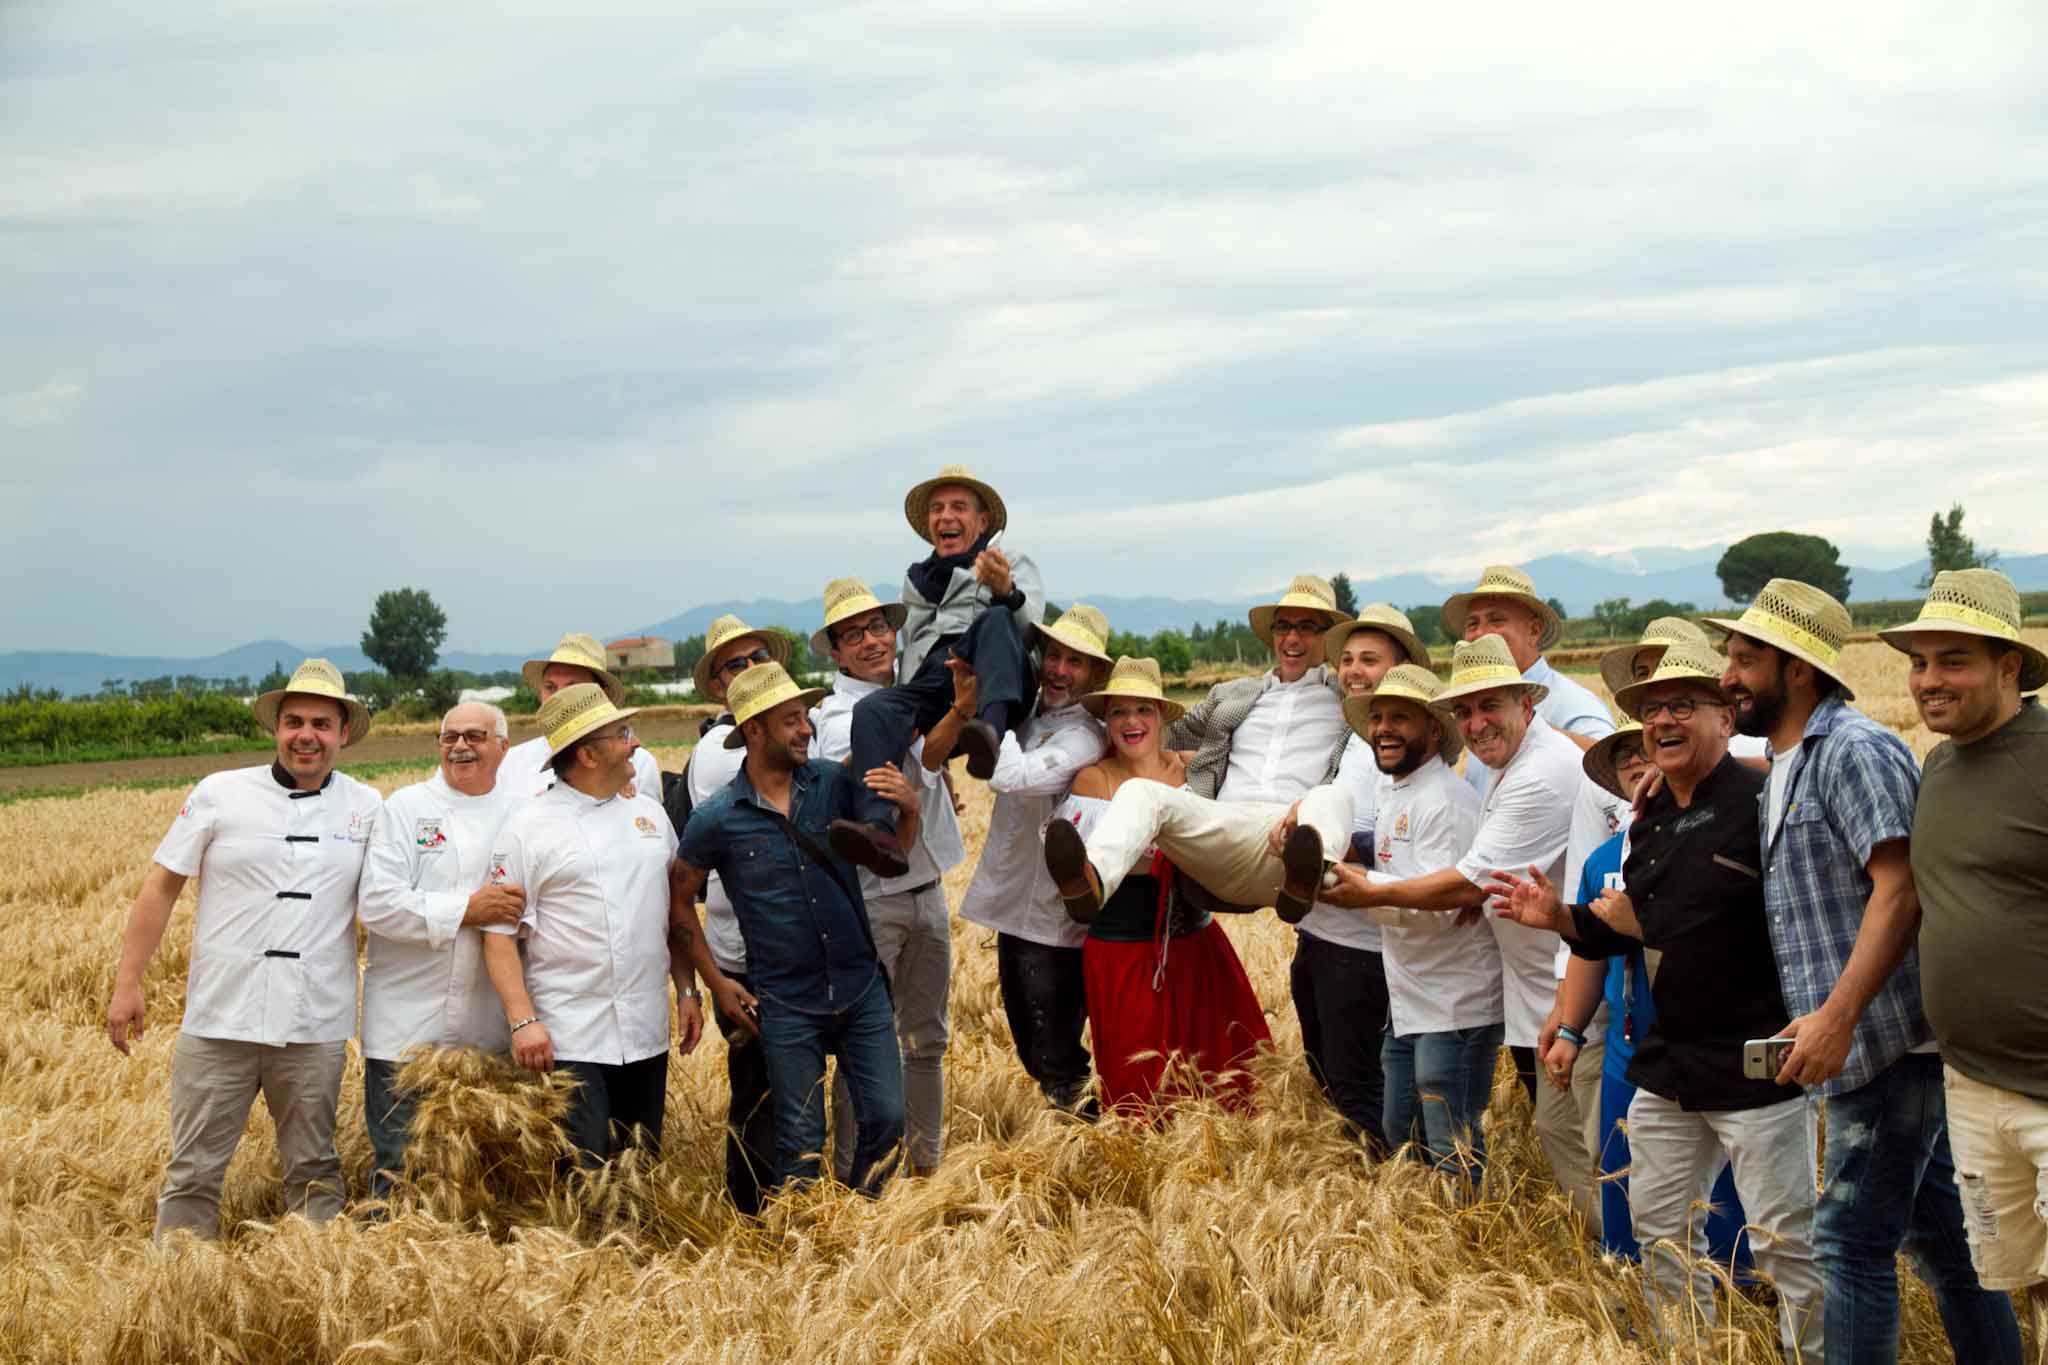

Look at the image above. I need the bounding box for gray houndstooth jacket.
[1169,668,1348,800]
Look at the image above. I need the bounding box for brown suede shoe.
[1042,818,1104,924]
[827,819,911,879]
[955,718,1002,781]
[1273,822,1324,924]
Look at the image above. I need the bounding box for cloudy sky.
[5,1,2045,654]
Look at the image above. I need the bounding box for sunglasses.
[718,648,774,679]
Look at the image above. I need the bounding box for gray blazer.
[1170,670,1347,800]
[900,550,1045,679]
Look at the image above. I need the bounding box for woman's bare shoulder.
[1068,764,1115,800]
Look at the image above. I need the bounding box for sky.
[4,0,2045,655]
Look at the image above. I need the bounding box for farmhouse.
[606,634,675,674]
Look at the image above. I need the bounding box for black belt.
[264,949,300,959]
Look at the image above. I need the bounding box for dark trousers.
[556,1054,668,1170]
[849,608,1035,828]
[716,971,776,1217]
[756,983,906,1195]
[361,1057,415,1201]
[995,933,1092,1111]
[1509,1044,1538,1107]
[1289,933,1390,1154]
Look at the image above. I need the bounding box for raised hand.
[1486,865,1564,933]
[972,546,1014,599]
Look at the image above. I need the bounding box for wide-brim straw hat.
[1879,568,2047,693]
[1434,633,1549,707]
[1704,577,1856,700]
[1613,639,1736,719]
[1440,565,1563,652]
[722,663,829,749]
[1342,662,1462,764]
[903,463,1008,544]
[694,614,793,699]
[1029,602,1113,666]
[1324,602,1431,671]
[1598,616,1712,697]
[1248,574,1345,647]
[536,682,641,757]
[252,658,370,747]
[522,632,624,704]
[811,577,908,657]
[1080,656,1186,724]
[1583,722,1647,802]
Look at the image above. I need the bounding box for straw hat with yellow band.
[252,658,370,747]
[1434,633,1549,707]
[810,577,908,658]
[1324,602,1432,672]
[522,632,625,705]
[1029,602,1113,668]
[1079,656,1186,724]
[1249,574,1344,647]
[722,663,829,750]
[693,614,793,699]
[1598,616,1712,697]
[1582,721,1647,802]
[1613,639,1736,719]
[1704,578,1855,701]
[1879,568,2047,693]
[1439,564,1564,652]
[903,463,1008,544]
[1342,662,1462,764]
[535,682,640,757]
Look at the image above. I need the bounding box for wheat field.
[0,637,2030,1363]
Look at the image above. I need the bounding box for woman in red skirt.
[1050,656,1272,1116]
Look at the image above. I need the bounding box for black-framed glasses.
[718,648,774,679]
[1271,617,1329,638]
[437,728,496,747]
[1637,696,1723,723]
[833,617,895,647]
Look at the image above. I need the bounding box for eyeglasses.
[594,725,636,745]
[1271,617,1328,638]
[437,729,496,747]
[1636,696,1724,723]
[717,648,774,679]
[833,618,895,647]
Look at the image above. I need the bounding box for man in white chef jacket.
[356,700,525,1198]
[105,659,384,1240]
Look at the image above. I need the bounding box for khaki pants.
[1533,1003,1607,1237]
[156,1032,348,1240]
[832,881,952,1178]
[1083,779,1353,909]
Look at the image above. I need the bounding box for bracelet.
[509,1016,540,1034]
[1555,1024,1587,1048]
[681,988,702,1002]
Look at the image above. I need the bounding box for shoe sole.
[1274,824,1323,924]
[1042,819,1101,923]
[827,820,910,879]
[959,723,999,781]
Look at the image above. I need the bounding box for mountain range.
[8,549,2045,697]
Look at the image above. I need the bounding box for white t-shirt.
[1366,757,1498,1035]
[1217,668,1347,805]
[1766,739,1803,845]
[687,726,748,974]
[151,764,382,1045]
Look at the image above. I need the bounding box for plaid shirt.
[1759,694,1928,1096]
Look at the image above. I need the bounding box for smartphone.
[1742,1037,1794,1080]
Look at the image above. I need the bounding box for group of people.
[103,463,2047,1364]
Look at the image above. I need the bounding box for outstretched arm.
[106,864,187,1055]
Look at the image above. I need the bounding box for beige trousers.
[1533,1002,1608,1237]
[156,1032,348,1240]
[1084,779,1354,909]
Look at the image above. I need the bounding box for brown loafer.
[1043,818,1104,924]
[1274,823,1324,924]
[955,718,1002,781]
[827,819,911,879]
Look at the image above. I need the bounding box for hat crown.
[1447,633,1522,682]
[1052,602,1109,650]
[1922,569,2023,634]
[1471,564,1539,598]
[548,632,607,670]
[704,614,762,655]
[1099,655,1166,699]
[821,577,878,616]
[1375,662,1446,702]
[1352,603,1418,636]
[1747,579,1851,654]
[284,657,347,697]
[537,682,612,736]
[1640,616,1708,648]
[726,661,804,727]
[1278,574,1336,610]
[1642,639,1727,687]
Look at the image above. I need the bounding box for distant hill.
[0,640,535,698]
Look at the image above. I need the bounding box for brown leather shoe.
[1273,822,1324,924]
[1043,818,1104,924]
[827,819,911,879]
[955,718,1002,780]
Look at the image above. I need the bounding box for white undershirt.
[1766,739,1803,845]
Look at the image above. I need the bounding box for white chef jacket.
[151,764,381,1046]
[358,770,519,1060]
[503,734,661,805]
[1217,667,1349,805]
[1463,656,1615,799]
[1364,756,1497,1035]
[484,782,677,1065]
[810,673,965,895]
[685,724,748,975]
[959,702,1106,948]
[1297,732,1387,952]
[1455,716,1582,1047]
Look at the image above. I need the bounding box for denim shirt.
[677,759,881,1015]
[1759,694,1928,1096]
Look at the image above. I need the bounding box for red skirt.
[1083,919,1272,1116]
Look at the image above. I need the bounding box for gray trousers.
[156,1032,348,1240]
[832,881,951,1176]
[1534,1002,1608,1238]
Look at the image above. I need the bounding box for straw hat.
[1704,578,1855,700]
[1248,574,1344,646]
[1030,602,1113,665]
[694,614,793,699]
[522,633,624,705]
[1879,568,2047,693]
[722,663,829,749]
[1439,565,1563,652]
[1598,616,1711,697]
[903,463,1008,543]
[1080,656,1186,724]
[1613,640,1736,719]
[252,658,370,747]
[1341,662,1461,764]
[1324,602,1431,671]
[1434,634,1548,707]
[810,577,908,657]
[1582,722,1648,802]
[536,682,640,757]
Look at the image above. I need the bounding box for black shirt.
[1570,752,1799,1111]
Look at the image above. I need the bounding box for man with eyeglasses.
[505,632,662,801]
[358,701,525,1199]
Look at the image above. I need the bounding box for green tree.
[1545,596,1569,623]
[257,660,291,693]
[1592,597,1633,640]
[1330,572,1359,617]
[1920,503,1996,588]
[1715,533,1852,605]
[361,588,448,684]
[1405,605,1450,649]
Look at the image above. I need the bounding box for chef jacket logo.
[415,819,447,850]
[338,811,370,843]
[1394,811,1410,840]
[1377,830,1393,865]
[634,815,659,837]
[489,853,510,884]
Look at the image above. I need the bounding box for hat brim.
[1701,616,1856,702]
[1879,620,2048,693]
[1028,618,1114,665]
[1248,603,1345,648]
[1582,726,1647,802]
[694,630,795,700]
[1440,591,1563,653]
[522,657,625,705]
[904,474,1007,544]
[253,688,372,748]
[1342,689,1461,765]
[1324,618,1431,672]
[1433,675,1551,709]
[810,602,908,659]
[1598,642,1668,699]
[1079,688,1186,725]
[546,703,641,756]
[723,688,830,748]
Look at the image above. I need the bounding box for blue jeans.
[1382,1023,1503,1179]
[757,981,905,1195]
[1816,1051,2021,1365]
[361,1057,414,1201]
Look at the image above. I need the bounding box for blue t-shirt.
[1578,830,1651,1084]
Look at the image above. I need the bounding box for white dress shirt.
[1217,667,1349,805]
[503,734,661,805]
[484,782,678,1065]
[1296,732,1387,952]
[1363,756,1498,1035]
[811,673,965,897]
[686,725,748,974]
[959,702,1106,948]
[151,764,382,1045]
[1463,655,1615,798]
[358,771,519,1061]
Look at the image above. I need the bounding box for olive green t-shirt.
[1912,698,2048,1101]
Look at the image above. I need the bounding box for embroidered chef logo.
[489,853,511,884]
[634,815,659,838]
[338,811,370,843]
[1377,830,1393,865]
[415,819,447,850]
